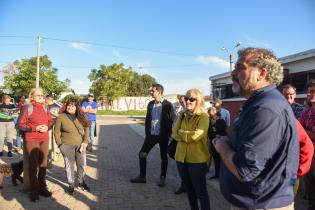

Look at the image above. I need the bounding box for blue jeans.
[15,130,23,148]
[177,162,210,210]
[89,121,96,145]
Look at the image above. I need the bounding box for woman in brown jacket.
[54,98,90,195]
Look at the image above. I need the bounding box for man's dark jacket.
[145,100,174,137]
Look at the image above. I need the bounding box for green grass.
[97,109,147,116]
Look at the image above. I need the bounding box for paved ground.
[0,116,308,209]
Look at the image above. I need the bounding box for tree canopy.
[1,55,70,98]
[88,63,156,100]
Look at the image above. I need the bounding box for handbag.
[167,112,184,159]
[167,139,177,159]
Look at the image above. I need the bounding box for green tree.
[2,55,70,98]
[127,73,156,96]
[89,63,134,100]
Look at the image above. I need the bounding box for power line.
[0,35,198,57]
[41,36,196,57]
[0,35,36,39]
[0,61,206,70]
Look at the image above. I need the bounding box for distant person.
[45,95,61,164]
[0,95,16,157]
[299,80,315,210]
[172,88,211,210]
[17,96,26,110]
[294,120,313,195]
[54,98,90,195]
[213,99,230,127]
[207,107,227,179]
[173,95,186,195]
[16,88,54,202]
[81,93,98,152]
[130,83,174,187]
[212,47,299,209]
[233,107,242,125]
[282,84,305,118]
[15,95,26,151]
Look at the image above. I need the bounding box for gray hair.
[238,47,283,85]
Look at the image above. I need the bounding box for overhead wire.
[0,35,228,69]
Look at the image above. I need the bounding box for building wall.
[285,57,315,74]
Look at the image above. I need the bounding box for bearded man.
[212,48,299,210]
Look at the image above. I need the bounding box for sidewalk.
[0,116,308,209]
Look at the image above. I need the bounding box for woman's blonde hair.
[2,95,11,103]
[29,88,44,104]
[185,88,205,114]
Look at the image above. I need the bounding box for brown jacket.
[54,113,89,146]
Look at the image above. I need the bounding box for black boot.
[30,192,40,202]
[38,167,51,197]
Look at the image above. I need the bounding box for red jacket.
[16,103,53,142]
[296,120,314,177]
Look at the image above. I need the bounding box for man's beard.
[232,73,257,97]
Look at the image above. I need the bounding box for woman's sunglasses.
[184,96,197,102]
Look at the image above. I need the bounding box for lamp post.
[221,41,241,72]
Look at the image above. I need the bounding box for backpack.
[16,104,48,134]
[26,103,48,115]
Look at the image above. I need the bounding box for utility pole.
[36,33,41,88]
[222,41,241,72]
[23,33,41,192]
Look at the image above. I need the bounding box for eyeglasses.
[283,93,295,96]
[184,96,197,102]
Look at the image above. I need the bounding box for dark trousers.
[177,161,210,210]
[305,159,315,210]
[139,135,168,177]
[24,141,49,193]
[210,141,221,177]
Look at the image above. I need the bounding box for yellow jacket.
[172,111,210,163]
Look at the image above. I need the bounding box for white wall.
[99,96,178,111]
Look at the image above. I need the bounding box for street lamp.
[221,41,241,72]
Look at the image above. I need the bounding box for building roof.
[209,72,231,81]
[279,48,315,64]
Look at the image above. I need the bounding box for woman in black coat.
[208,107,227,179]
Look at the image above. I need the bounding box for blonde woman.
[16,88,53,202]
[172,89,211,210]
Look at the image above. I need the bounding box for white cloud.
[195,55,230,69]
[70,42,91,53]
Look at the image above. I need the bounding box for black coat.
[145,99,174,137]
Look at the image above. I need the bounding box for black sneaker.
[78,181,90,192]
[130,175,146,183]
[67,184,75,195]
[7,151,13,157]
[30,192,40,202]
[87,144,93,152]
[39,187,52,197]
[0,152,3,156]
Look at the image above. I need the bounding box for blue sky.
[1,0,314,95]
